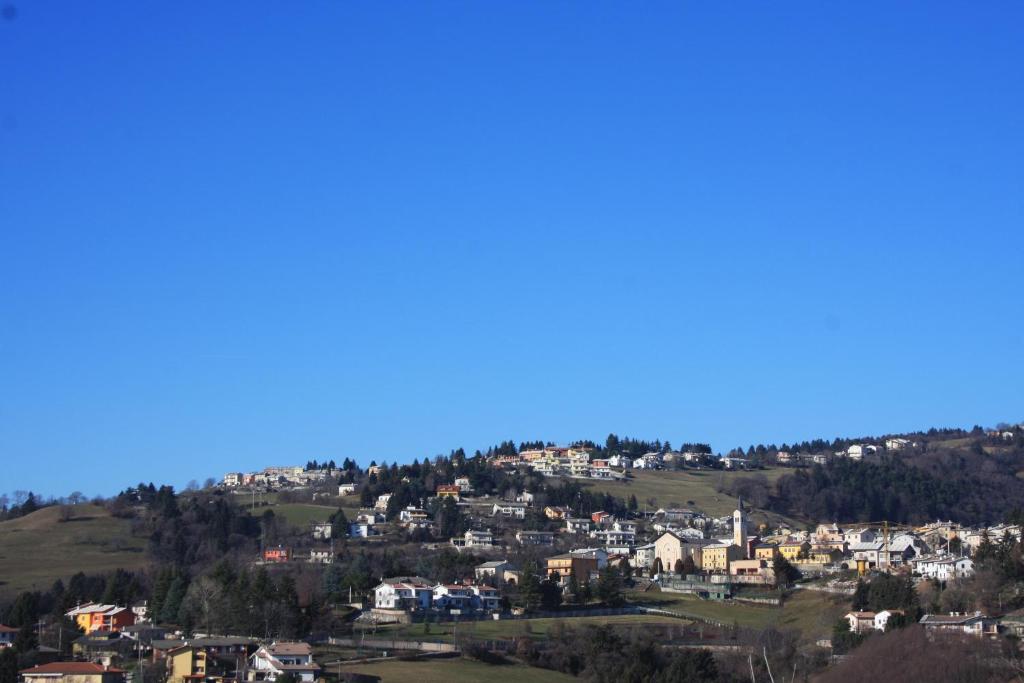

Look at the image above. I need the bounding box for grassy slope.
[339,657,576,682]
[630,588,848,641]
[365,613,690,642]
[580,468,793,524]
[0,505,149,597]
[243,501,359,528]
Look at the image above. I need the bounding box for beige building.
[779,540,811,561]
[702,542,745,573]
[21,663,127,683]
[654,531,705,572]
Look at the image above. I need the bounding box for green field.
[630,588,847,640]
[581,468,792,523]
[246,502,353,528]
[339,656,576,682]
[0,505,149,597]
[364,613,690,642]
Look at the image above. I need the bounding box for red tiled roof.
[21,663,126,675]
[0,624,18,633]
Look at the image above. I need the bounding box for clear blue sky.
[1,2,1022,498]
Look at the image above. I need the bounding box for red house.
[263,546,291,563]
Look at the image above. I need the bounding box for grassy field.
[363,613,690,642]
[630,588,847,641]
[244,501,357,528]
[338,656,576,682]
[580,468,792,522]
[0,505,149,597]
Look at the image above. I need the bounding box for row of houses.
[373,577,500,612]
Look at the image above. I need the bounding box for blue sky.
[1,2,1022,498]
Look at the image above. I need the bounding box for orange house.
[65,604,136,634]
[263,547,291,563]
[436,485,461,500]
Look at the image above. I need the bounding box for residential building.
[545,554,598,582]
[338,483,356,496]
[20,663,127,683]
[0,625,15,648]
[913,556,974,581]
[845,612,876,634]
[475,560,511,583]
[373,578,434,610]
[452,529,493,548]
[399,506,428,523]
[492,502,527,519]
[65,604,137,634]
[753,543,779,561]
[874,610,906,632]
[544,506,570,520]
[309,548,333,564]
[778,540,811,561]
[516,531,555,546]
[702,542,745,573]
[919,612,997,638]
[348,522,377,538]
[436,485,461,501]
[247,643,320,683]
[311,522,332,540]
[374,493,392,511]
[885,438,911,451]
[565,518,592,534]
[262,547,290,563]
[591,529,635,546]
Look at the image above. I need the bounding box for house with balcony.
[247,642,319,683]
[373,578,434,610]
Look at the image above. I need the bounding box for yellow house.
[753,543,779,561]
[779,540,811,561]
[166,646,217,683]
[702,543,745,573]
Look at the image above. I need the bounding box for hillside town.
[3,425,1024,682]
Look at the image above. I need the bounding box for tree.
[540,579,562,611]
[328,508,349,540]
[14,622,37,653]
[596,566,624,607]
[652,557,663,576]
[674,559,684,576]
[0,648,17,683]
[772,555,801,587]
[518,565,542,612]
[681,554,697,577]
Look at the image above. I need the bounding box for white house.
[349,522,377,538]
[0,625,15,648]
[844,612,876,634]
[492,502,527,519]
[516,530,555,546]
[338,483,356,496]
[374,493,392,512]
[311,522,332,540]
[873,610,906,632]
[373,578,434,610]
[591,529,636,546]
[565,518,592,534]
[432,584,475,610]
[920,612,997,637]
[475,560,511,582]
[634,543,657,569]
[452,529,493,549]
[913,556,974,580]
[885,438,911,451]
[248,642,320,683]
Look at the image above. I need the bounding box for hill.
[0,504,149,597]
[580,468,793,525]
